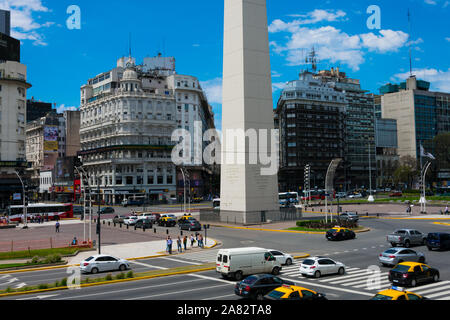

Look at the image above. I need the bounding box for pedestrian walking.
[167,236,173,254]
[177,236,182,253]
[198,234,203,248]
[183,235,188,251]
[55,221,60,233]
[190,234,195,247]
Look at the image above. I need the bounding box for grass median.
[0,247,92,261]
[0,262,216,296]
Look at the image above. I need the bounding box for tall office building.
[0,10,10,36]
[316,68,376,189]
[381,76,450,162]
[275,71,347,192]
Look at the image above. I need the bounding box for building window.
[126,176,133,185]
[148,176,154,184]
[157,176,164,184]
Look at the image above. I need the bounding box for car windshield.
[242,276,258,285]
[392,265,411,273]
[267,290,285,299]
[371,294,394,300]
[302,259,315,265]
[385,249,398,254]
[428,233,439,240]
[85,256,94,261]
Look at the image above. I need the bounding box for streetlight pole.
[180,168,186,214]
[97,176,102,255]
[14,171,27,229]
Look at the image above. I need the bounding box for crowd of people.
[166,232,205,254]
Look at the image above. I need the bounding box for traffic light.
[74,156,83,169]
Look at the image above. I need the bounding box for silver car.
[80,254,130,274]
[379,248,426,267]
[339,212,359,222]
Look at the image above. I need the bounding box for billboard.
[44,126,58,152]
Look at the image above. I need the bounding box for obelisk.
[220,0,279,224]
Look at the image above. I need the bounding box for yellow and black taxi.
[388,262,440,287]
[326,227,356,241]
[370,286,427,300]
[157,216,177,227]
[265,285,327,300]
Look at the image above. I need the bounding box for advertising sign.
[13,193,21,201]
[44,126,58,152]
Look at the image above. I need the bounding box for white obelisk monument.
[220,0,279,224]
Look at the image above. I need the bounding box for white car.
[268,249,294,265]
[123,216,138,225]
[300,257,346,278]
[348,193,363,199]
[80,254,130,274]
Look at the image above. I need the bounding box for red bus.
[6,203,74,222]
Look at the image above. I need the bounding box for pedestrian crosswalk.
[174,249,220,264]
[280,262,450,300]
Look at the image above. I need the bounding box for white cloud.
[269,12,409,71]
[424,0,437,4]
[446,37,450,42]
[56,104,78,113]
[272,82,287,93]
[392,68,450,92]
[0,0,52,46]
[269,9,346,33]
[200,78,223,104]
[444,1,450,8]
[360,30,409,53]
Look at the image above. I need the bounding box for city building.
[0,9,10,36]
[26,98,53,123]
[0,60,32,208]
[275,71,347,193]
[316,68,376,189]
[375,118,399,188]
[25,111,65,190]
[79,56,178,204]
[166,73,216,199]
[381,76,450,164]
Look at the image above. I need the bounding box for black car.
[100,207,115,214]
[234,274,294,300]
[179,220,202,231]
[388,262,440,287]
[326,227,356,241]
[73,206,84,215]
[426,233,450,251]
[135,218,153,229]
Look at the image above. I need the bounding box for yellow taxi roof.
[273,285,316,295]
[376,289,406,298]
[398,262,425,268]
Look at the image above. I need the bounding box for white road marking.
[413,281,450,294]
[159,257,203,265]
[130,260,167,270]
[126,284,230,300]
[427,290,450,299]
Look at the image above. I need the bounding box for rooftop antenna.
[306,46,318,73]
[407,9,413,77]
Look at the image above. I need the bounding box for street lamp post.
[96,176,102,255]
[14,171,28,229]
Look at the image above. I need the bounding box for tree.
[394,155,418,189]
[433,133,450,170]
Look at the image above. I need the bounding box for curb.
[0,265,216,298]
[433,222,450,226]
[212,224,370,235]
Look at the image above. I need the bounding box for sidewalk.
[66,237,217,265]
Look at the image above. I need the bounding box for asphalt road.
[1,217,450,300]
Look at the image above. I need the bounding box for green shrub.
[295,220,358,230]
[31,256,40,264]
[43,254,62,264]
[60,278,67,287]
[54,281,59,287]
[85,277,89,283]
[38,284,48,290]
[5,287,12,293]
[105,274,113,281]
[116,273,125,280]
[126,271,134,278]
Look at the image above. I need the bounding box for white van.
[216,247,282,281]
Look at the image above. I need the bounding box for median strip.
[0,263,217,298]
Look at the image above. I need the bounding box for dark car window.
[273,277,283,284]
[385,249,398,254]
[106,256,117,261]
[270,251,282,256]
[392,265,411,273]
[95,257,107,262]
[413,266,422,273]
[260,277,273,285]
[318,259,327,265]
[428,233,439,240]
[302,259,315,265]
[223,255,228,263]
[85,256,94,261]
[371,294,393,300]
[267,290,284,299]
[407,294,421,300]
[242,276,258,285]
[422,265,429,272]
[289,291,301,300]
[301,290,315,299]
[217,254,222,262]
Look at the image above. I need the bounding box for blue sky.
[3,0,450,130]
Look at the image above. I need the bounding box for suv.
[99,207,115,214]
[426,233,450,251]
[135,218,153,229]
[339,212,359,222]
